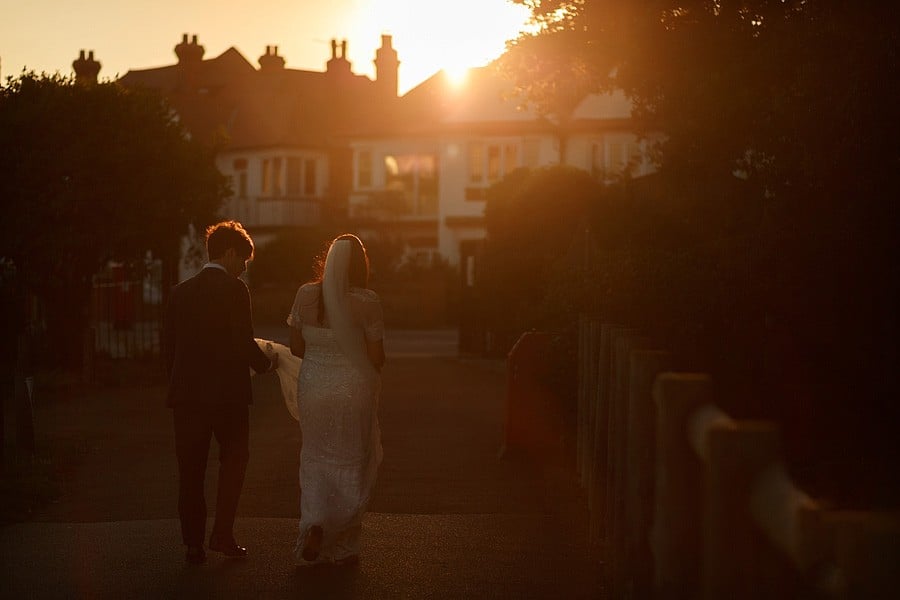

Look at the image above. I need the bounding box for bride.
[271,233,385,567]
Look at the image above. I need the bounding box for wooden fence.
[576,315,899,599]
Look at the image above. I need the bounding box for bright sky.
[1,0,532,95]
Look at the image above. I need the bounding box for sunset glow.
[1,0,532,94]
[444,65,471,87]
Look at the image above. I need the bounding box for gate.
[89,260,163,359]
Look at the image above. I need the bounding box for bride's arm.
[290,327,306,358]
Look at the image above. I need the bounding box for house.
[74,35,652,272]
[346,66,656,269]
[102,34,399,252]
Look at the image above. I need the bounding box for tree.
[503,2,900,505]
[0,73,227,367]
[247,227,338,289]
[481,165,601,342]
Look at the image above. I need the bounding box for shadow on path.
[2,349,603,598]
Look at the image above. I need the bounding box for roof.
[349,63,636,140]
[118,47,385,150]
[117,46,636,150]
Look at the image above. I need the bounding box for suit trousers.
[173,403,249,546]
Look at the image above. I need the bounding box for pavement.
[0,330,604,599]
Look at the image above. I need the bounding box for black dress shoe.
[209,534,248,557]
[185,546,207,565]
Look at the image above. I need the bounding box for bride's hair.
[312,233,370,325]
[335,233,370,289]
[310,234,369,287]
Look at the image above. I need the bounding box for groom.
[164,220,275,565]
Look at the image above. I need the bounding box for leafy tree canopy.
[504,1,898,194]
[498,2,900,503]
[481,165,601,337]
[0,73,227,364]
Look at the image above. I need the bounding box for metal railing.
[88,276,162,360]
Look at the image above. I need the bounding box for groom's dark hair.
[205,220,254,261]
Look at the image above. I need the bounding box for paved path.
[1,333,603,598]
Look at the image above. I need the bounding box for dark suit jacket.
[164,266,271,408]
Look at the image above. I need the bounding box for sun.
[444,65,471,87]
[347,0,532,93]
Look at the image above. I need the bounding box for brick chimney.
[72,50,101,85]
[374,34,399,99]
[174,34,204,91]
[175,34,205,64]
[259,45,286,71]
[326,38,352,78]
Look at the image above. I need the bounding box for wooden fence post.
[577,315,587,479]
[624,349,671,598]
[830,511,900,599]
[701,421,784,599]
[652,373,713,599]
[582,317,601,489]
[588,323,626,546]
[577,315,601,484]
[608,330,649,592]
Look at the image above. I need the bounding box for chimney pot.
[182,34,188,43]
[73,49,101,85]
[259,45,285,71]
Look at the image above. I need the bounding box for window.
[503,144,518,175]
[468,141,520,185]
[287,157,302,195]
[591,136,644,181]
[468,143,484,183]
[272,157,282,197]
[231,158,248,198]
[358,150,372,188]
[304,159,316,196]
[591,142,605,180]
[607,141,625,173]
[261,159,271,194]
[384,153,438,216]
[487,145,501,181]
[238,172,247,198]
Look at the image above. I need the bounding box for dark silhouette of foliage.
[481,166,601,342]
[498,2,899,506]
[247,227,338,289]
[0,73,227,366]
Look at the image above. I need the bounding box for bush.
[481,163,900,506]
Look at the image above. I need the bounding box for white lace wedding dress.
[286,283,384,564]
[293,323,382,563]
